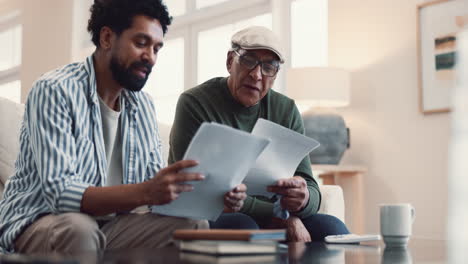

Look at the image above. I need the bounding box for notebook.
[173,229,286,241]
[179,240,279,255]
[180,251,278,263]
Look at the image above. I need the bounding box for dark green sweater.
[168,77,321,223]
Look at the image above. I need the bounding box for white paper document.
[152,122,269,221]
[243,118,320,197]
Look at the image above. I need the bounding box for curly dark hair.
[87,0,173,47]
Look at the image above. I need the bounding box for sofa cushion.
[317,185,345,223]
[157,122,171,164]
[0,97,24,187]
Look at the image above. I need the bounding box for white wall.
[0,0,75,102]
[329,0,450,239]
[0,0,18,17]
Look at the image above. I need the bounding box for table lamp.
[286,67,350,164]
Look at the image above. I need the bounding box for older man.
[169,26,349,241]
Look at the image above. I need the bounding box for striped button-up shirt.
[0,55,165,253]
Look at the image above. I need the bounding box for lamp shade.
[286,67,350,108]
[286,67,351,164]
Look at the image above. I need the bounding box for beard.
[110,55,152,92]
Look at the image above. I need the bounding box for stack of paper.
[152,119,319,221]
[244,119,320,197]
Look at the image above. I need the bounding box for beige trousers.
[15,212,208,255]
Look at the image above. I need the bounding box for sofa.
[0,97,345,222]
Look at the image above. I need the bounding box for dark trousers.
[209,213,260,229]
[209,213,349,241]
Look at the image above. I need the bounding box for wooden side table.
[312,164,367,234]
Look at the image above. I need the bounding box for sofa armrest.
[0,98,24,194]
[317,185,345,223]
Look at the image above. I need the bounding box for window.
[75,0,328,125]
[0,80,21,103]
[196,0,232,9]
[165,0,186,17]
[197,13,272,84]
[0,24,21,71]
[291,0,328,67]
[144,37,184,125]
[0,14,22,103]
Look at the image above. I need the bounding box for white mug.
[380,204,416,247]
[382,247,413,264]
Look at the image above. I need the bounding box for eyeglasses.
[233,50,280,77]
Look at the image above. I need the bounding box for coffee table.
[0,238,447,263]
[284,238,446,264]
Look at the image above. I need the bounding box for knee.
[302,214,349,241]
[229,213,259,229]
[52,213,106,253]
[193,219,209,229]
[177,218,209,230]
[209,213,259,229]
[316,214,348,230]
[57,213,100,236]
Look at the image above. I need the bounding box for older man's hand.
[286,216,311,242]
[266,216,311,242]
[223,184,247,213]
[267,176,309,213]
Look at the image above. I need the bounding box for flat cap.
[231,26,284,63]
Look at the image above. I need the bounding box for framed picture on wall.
[417,0,468,114]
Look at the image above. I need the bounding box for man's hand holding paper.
[243,119,320,198]
[267,176,310,213]
[152,123,269,221]
[144,160,205,205]
[223,184,247,213]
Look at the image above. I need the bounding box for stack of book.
[173,229,286,256]
[179,252,278,264]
